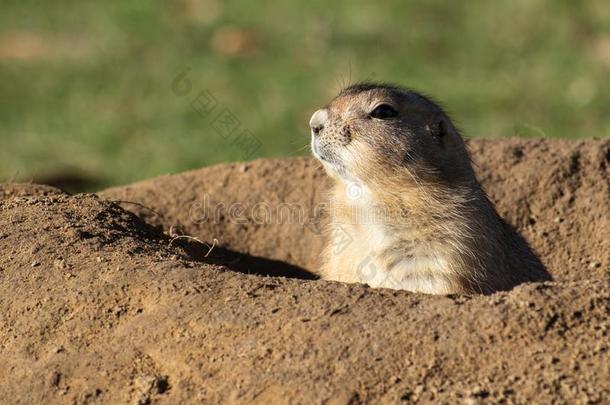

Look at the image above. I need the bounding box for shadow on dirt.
[179,242,318,280]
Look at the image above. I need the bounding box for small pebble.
[53,259,66,269]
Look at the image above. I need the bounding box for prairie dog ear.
[438,118,449,137]
[434,117,458,146]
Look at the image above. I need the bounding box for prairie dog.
[309,83,550,294]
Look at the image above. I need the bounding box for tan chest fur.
[321,183,463,294]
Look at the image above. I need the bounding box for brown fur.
[310,83,550,294]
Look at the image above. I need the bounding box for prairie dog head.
[310,83,475,190]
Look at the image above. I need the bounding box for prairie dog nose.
[309,108,329,136]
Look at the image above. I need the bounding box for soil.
[1,139,608,404]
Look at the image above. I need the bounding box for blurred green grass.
[1,0,609,190]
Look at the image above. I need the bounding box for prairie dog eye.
[369,104,398,120]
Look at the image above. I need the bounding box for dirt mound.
[1,139,609,403]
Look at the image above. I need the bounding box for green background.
[1,0,609,190]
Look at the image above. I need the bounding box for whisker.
[295,144,311,152]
